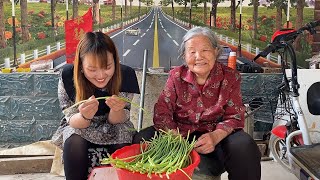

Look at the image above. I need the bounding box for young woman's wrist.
[79,112,92,122]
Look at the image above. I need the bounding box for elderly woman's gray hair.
[178,26,222,60]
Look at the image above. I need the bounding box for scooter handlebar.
[254,20,320,61]
[253,43,277,61]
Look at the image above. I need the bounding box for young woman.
[52,32,138,180]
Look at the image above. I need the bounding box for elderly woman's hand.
[194,129,229,154]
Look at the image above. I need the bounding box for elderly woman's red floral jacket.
[153,62,245,136]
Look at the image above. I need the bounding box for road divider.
[153,13,160,68]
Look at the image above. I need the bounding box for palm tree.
[20,0,29,42]
[0,0,5,48]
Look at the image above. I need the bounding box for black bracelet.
[80,113,92,122]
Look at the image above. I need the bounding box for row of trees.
[161,0,317,51]
[0,0,153,48]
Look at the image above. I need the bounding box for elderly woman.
[133,27,261,180]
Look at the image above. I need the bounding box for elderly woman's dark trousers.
[133,127,261,180]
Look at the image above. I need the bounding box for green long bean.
[101,129,197,180]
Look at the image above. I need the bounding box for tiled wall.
[0,72,283,147]
[0,73,63,147]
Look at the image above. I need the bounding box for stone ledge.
[0,156,53,175]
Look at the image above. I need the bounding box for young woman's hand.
[78,95,99,120]
[105,95,126,112]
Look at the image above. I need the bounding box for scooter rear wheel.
[269,134,291,172]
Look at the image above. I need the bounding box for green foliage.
[0,2,148,64]
[162,6,314,67]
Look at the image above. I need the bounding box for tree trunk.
[253,0,258,39]
[212,0,218,27]
[112,0,116,21]
[294,0,304,51]
[184,0,187,17]
[203,1,207,25]
[230,0,236,31]
[20,0,29,42]
[124,0,127,17]
[73,0,79,18]
[312,0,320,55]
[276,6,282,30]
[129,0,132,15]
[0,0,6,48]
[171,0,174,20]
[51,0,57,39]
[92,0,99,24]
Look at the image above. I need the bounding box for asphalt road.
[55,7,189,71]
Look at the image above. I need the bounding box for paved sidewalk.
[0,160,297,180]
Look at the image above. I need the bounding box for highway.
[54,7,189,71]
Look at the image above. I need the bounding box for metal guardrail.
[1,13,301,69]
[0,16,144,69]
[0,42,66,68]
[163,13,307,68]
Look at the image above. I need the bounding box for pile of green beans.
[101,129,196,179]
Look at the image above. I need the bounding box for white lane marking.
[123,49,131,57]
[141,33,146,37]
[173,40,179,46]
[159,9,188,32]
[149,25,152,28]
[146,29,149,32]
[133,39,140,46]
[167,33,172,38]
[54,61,66,71]
[163,29,167,32]
[110,12,151,38]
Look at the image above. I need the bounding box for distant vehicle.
[103,0,113,5]
[125,27,141,36]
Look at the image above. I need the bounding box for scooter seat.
[290,143,320,179]
[307,82,320,115]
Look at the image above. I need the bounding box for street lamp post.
[189,0,191,28]
[238,0,242,57]
[11,0,17,67]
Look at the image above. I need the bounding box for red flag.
[65,8,93,64]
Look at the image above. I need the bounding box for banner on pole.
[65,8,92,64]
